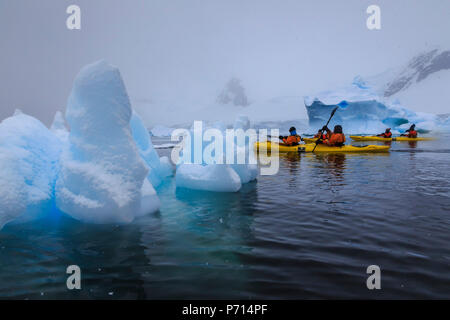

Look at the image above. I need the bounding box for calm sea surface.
[1,135,449,299]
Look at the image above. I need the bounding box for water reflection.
[303,153,347,184]
[139,181,259,299]
[408,141,418,148]
[279,153,301,189]
[0,215,150,299]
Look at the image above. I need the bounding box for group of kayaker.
[375,125,417,139]
[279,125,346,147]
[278,124,418,146]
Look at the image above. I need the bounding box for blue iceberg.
[305,76,445,134]
[0,61,179,229]
[0,110,62,228]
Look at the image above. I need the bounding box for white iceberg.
[176,164,242,192]
[0,110,62,229]
[175,116,257,192]
[50,111,69,142]
[55,60,160,224]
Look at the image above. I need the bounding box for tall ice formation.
[55,60,160,224]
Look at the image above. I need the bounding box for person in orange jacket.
[377,128,392,138]
[322,125,346,147]
[401,124,418,138]
[279,127,301,146]
[314,129,328,140]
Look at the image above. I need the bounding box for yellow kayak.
[255,141,390,153]
[350,136,435,142]
[302,137,319,143]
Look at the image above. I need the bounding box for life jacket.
[381,132,392,138]
[324,133,346,147]
[407,130,418,138]
[283,135,301,146]
[314,133,327,140]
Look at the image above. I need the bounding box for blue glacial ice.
[55,60,160,224]
[305,76,447,134]
[130,110,173,188]
[0,110,62,228]
[175,116,258,192]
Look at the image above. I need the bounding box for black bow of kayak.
[311,107,339,153]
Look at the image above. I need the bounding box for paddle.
[311,107,339,153]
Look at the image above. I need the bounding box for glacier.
[55,60,160,224]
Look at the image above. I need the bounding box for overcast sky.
[1,0,449,125]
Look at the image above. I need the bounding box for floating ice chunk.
[230,163,258,184]
[176,164,241,192]
[0,112,61,229]
[130,111,173,188]
[174,116,258,192]
[55,60,159,224]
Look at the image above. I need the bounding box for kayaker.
[401,124,418,138]
[279,127,301,146]
[314,129,327,140]
[377,128,392,138]
[322,125,346,147]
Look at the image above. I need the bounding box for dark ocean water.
[0,136,449,299]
